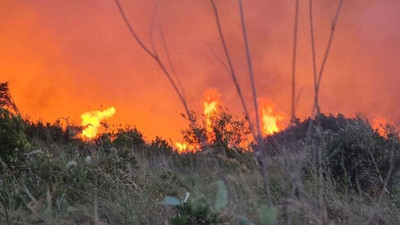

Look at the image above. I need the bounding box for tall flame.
[203,89,220,134]
[260,100,285,136]
[80,106,116,140]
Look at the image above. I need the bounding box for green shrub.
[25,120,76,144]
[181,109,250,153]
[0,109,30,167]
[320,117,399,194]
[113,127,145,149]
[266,114,400,194]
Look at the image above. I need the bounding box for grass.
[1,110,400,225]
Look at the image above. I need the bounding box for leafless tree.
[291,0,300,124]
[309,0,345,116]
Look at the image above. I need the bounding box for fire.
[175,142,199,154]
[80,106,116,140]
[260,100,285,136]
[173,89,221,153]
[203,88,221,133]
[372,117,388,137]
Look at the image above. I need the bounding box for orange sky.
[1,0,399,142]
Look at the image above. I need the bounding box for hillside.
[1,105,400,225]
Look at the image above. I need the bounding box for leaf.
[160,196,182,206]
[239,217,255,225]
[259,205,277,225]
[215,180,227,210]
[169,215,188,225]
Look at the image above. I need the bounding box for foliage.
[267,114,400,194]
[161,180,228,225]
[319,116,400,193]
[0,90,399,225]
[25,120,78,144]
[0,108,30,167]
[113,127,145,149]
[149,136,174,155]
[258,205,277,225]
[0,82,19,115]
[182,109,251,152]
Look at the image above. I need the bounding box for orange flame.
[260,100,285,136]
[173,89,221,154]
[175,141,199,154]
[203,88,221,134]
[80,106,116,140]
[372,117,388,137]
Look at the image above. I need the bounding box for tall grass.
[1,111,399,224]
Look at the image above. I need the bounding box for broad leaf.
[160,196,181,206]
[169,215,188,225]
[259,205,277,225]
[215,180,227,210]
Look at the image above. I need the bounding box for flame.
[203,88,221,134]
[260,100,285,136]
[175,141,199,154]
[173,89,221,154]
[372,117,388,137]
[80,106,116,140]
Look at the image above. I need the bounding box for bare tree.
[291,0,300,124]
[309,0,345,116]
[210,0,273,207]
[113,0,196,127]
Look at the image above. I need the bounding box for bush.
[320,116,399,194]
[113,127,145,149]
[181,109,250,153]
[25,120,77,144]
[0,109,30,167]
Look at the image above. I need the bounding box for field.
[1,107,400,225]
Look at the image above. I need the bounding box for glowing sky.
[1,0,399,141]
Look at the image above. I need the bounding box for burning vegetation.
[80,106,116,140]
[1,0,399,223]
[1,82,400,224]
[174,89,287,153]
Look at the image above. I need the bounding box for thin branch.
[159,26,185,98]
[291,0,300,123]
[114,0,191,121]
[316,0,344,88]
[211,0,273,207]
[309,0,319,115]
[313,0,345,115]
[208,44,230,74]
[209,0,255,139]
[238,0,261,138]
[114,0,214,155]
[114,0,156,58]
[149,0,161,53]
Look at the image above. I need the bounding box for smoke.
[1,0,399,141]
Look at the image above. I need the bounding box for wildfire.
[80,106,116,140]
[260,100,285,136]
[175,142,199,154]
[372,117,388,137]
[173,91,287,153]
[203,88,221,133]
[174,89,221,153]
